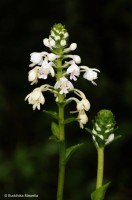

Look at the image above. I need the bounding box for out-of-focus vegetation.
[0,0,132,199]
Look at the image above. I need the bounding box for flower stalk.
[86,109,120,200]
[57,103,65,200]
[57,104,66,200]
[57,63,65,200]
[96,147,104,189]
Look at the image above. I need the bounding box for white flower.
[105,133,115,145]
[63,32,69,38]
[63,43,77,53]
[70,43,77,51]
[74,89,86,99]
[47,53,58,61]
[25,86,45,110]
[80,66,100,85]
[60,40,66,46]
[69,89,91,111]
[92,129,104,140]
[43,38,56,49]
[78,110,88,129]
[49,38,56,47]
[54,77,74,94]
[64,55,81,64]
[54,35,60,41]
[95,123,101,131]
[77,99,90,111]
[67,61,80,81]
[43,38,50,47]
[29,52,46,67]
[39,60,55,79]
[28,66,40,85]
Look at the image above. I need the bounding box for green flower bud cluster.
[51,24,69,40]
[92,109,116,147]
[43,23,69,55]
[50,24,69,51]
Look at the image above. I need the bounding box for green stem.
[96,147,104,189]
[56,53,66,200]
[57,103,66,200]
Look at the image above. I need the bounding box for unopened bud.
[92,109,116,147]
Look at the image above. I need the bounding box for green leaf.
[85,128,93,134]
[91,182,111,200]
[63,117,77,125]
[43,110,58,119]
[49,135,60,143]
[51,122,60,139]
[65,143,84,163]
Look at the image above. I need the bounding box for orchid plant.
[25,23,120,200]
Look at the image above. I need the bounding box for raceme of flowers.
[25,24,100,128]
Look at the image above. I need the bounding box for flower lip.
[67,61,80,81]
[78,110,88,129]
[25,87,45,110]
[54,77,74,94]
[39,61,55,79]
[29,52,43,67]
[28,66,39,85]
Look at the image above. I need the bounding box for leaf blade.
[43,110,58,120]
[63,117,77,125]
[51,122,60,139]
[65,143,84,163]
[91,182,111,200]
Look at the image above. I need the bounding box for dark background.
[0,0,132,199]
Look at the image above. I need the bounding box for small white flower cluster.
[68,89,90,128]
[91,110,116,147]
[92,126,115,147]
[25,24,100,128]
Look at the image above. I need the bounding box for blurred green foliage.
[0,0,132,199]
